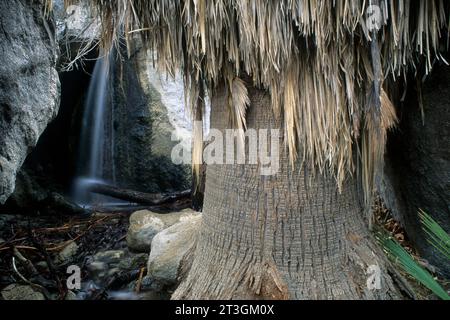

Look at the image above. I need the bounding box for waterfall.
[87,56,108,179]
[72,54,115,206]
[71,50,193,208]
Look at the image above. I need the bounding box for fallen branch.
[87,183,191,206]
[135,267,146,293]
[41,193,92,216]
[12,257,51,300]
[46,216,109,252]
[13,247,38,275]
[29,231,64,298]
[13,248,58,290]
[0,245,38,252]
[0,238,29,251]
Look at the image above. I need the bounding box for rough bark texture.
[173,82,402,300]
[381,63,450,277]
[0,0,60,204]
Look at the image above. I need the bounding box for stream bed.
[0,211,173,300]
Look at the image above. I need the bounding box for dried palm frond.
[44,0,53,17]
[51,0,449,204]
[228,77,250,132]
[362,88,397,215]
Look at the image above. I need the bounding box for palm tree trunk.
[173,81,402,300]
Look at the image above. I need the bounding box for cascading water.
[71,50,193,209]
[72,53,116,207]
[87,57,108,180]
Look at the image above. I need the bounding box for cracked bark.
[173,81,403,300]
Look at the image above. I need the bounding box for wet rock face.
[0,0,60,204]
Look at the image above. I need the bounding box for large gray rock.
[1,284,45,300]
[108,45,191,194]
[0,0,60,204]
[53,0,100,41]
[147,214,201,286]
[127,208,200,252]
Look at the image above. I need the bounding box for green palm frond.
[419,209,450,260]
[378,232,450,300]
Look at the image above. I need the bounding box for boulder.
[127,208,200,252]
[0,0,60,204]
[147,214,201,286]
[53,0,100,41]
[1,284,45,300]
[108,44,192,194]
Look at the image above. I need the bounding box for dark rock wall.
[382,63,450,277]
[110,49,191,193]
[0,0,60,204]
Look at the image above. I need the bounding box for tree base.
[173,83,405,300]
